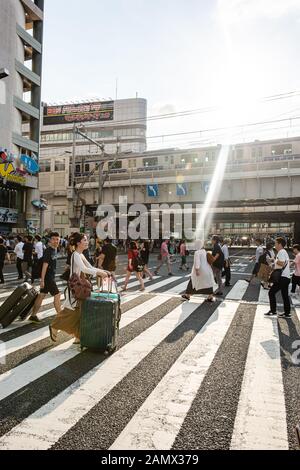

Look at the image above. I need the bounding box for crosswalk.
[0,273,300,450]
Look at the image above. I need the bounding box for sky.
[42,0,300,149]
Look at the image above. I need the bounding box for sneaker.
[264,311,277,317]
[29,315,41,324]
[278,312,292,318]
[168,273,173,276]
[154,271,159,276]
[181,294,190,301]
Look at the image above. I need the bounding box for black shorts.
[41,278,60,297]
[252,262,260,276]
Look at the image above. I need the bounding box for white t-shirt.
[275,249,290,279]
[256,245,264,263]
[34,241,44,260]
[222,244,229,261]
[14,242,24,260]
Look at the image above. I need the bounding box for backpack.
[258,250,270,266]
[132,255,145,272]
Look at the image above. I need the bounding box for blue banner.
[147,184,159,197]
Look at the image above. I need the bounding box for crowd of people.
[0,230,299,343]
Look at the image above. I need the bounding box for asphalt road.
[0,250,299,451]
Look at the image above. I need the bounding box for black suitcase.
[0,283,38,329]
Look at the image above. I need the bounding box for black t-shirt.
[42,247,58,280]
[212,244,224,269]
[141,247,150,264]
[101,244,117,271]
[0,245,7,263]
[23,242,33,262]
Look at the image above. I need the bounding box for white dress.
[191,249,215,291]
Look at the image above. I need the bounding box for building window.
[55,161,65,171]
[143,157,158,167]
[40,160,51,172]
[271,144,292,156]
[75,164,81,174]
[128,159,136,169]
[85,164,90,173]
[108,161,122,170]
[236,148,244,159]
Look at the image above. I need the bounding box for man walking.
[211,235,225,296]
[222,238,231,287]
[154,239,173,276]
[22,235,34,281]
[97,237,118,276]
[14,235,24,280]
[266,237,291,318]
[246,238,264,284]
[29,232,61,323]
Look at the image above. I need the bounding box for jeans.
[16,257,23,279]
[291,274,300,293]
[224,266,231,285]
[269,277,291,315]
[0,261,4,283]
[213,267,223,293]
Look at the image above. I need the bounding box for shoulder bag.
[68,253,92,301]
[269,261,288,284]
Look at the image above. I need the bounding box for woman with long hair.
[49,233,110,344]
[122,241,145,292]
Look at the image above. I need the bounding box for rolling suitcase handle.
[97,276,118,296]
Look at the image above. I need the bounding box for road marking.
[230,304,288,450]
[258,286,270,305]
[111,301,239,450]
[225,280,249,301]
[0,301,200,450]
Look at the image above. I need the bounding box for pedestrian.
[140,240,153,280]
[22,235,34,281]
[222,238,231,287]
[246,238,264,284]
[122,241,145,292]
[179,239,189,271]
[154,239,173,276]
[49,233,109,344]
[259,242,276,289]
[211,235,224,296]
[182,239,215,302]
[97,237,118,277]
[32,235,44,283]
[29,232,62,323]
[14,235,24,280]
[291,244,300,297]
[266,237,291,318]
[0,237,10,284]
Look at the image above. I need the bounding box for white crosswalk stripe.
[0,275,299,450]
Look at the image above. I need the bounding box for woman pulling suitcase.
[49,233,110,344]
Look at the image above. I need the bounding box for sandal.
[49,325,58,342]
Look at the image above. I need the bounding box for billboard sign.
[43,101,114,125]
[0,208,18,224]
[20,155,39,174]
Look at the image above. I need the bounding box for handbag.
[269,262,288,284]
[207,252,214,266]
[60,268,70,282]
[258,263,273,282]
[132,255,145,273]
[68,254,92,301]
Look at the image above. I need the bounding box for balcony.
[17,24,42,54]
[21,0,44,22]
[14,96,40,121]
[15,60,41,90]
[12,132,39,153]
